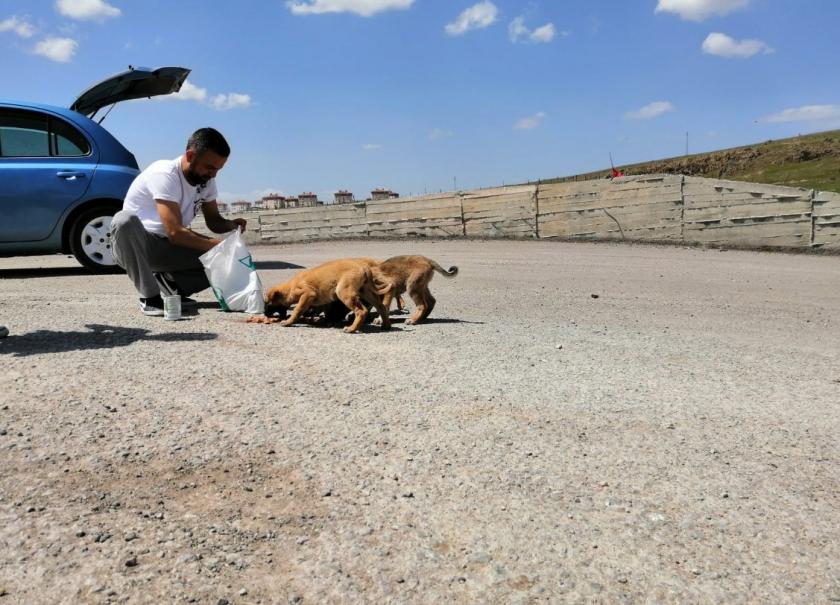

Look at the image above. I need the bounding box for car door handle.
[56,171,87,179]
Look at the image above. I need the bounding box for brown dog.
[264,258,392,333]
[375,255,458,324]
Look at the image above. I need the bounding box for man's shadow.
[0,266,102,279]
[0,260,301,279]
[254,261,304,270]
[0,324,217,357]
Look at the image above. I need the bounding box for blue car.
[0,66,190,271]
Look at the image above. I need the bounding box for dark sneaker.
[0,325,8,339]
[180,297,198,308]
[139,295,165,317]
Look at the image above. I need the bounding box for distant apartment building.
[334,190,354,205]
[231,200,251,213]
[261,193,286,210]
[298,192,318,207]
[216,202,229,213]
[371,188,399,201]
[284,196,299,208]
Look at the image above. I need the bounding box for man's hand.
[202,202,246,235]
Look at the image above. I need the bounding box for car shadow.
[0,324,217,357]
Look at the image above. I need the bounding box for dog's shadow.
[0,324,217,357]
[296,315,483,330]
[386,316,484,325]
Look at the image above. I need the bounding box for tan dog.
[264,258,392,333]
[375,255,458,324]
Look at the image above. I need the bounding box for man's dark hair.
[187,128,230,157]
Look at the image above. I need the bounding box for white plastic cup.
[163,295,182,321]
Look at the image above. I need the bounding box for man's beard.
[184,163,210,187]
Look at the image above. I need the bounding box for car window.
[51,118,91,156]
[0,111,50,157]
[0,109,91,157]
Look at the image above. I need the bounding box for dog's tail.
[366,266,394,296]
[375,281,393,296]
[429,260,458,278]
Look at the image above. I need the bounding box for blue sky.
[2,0,839,203]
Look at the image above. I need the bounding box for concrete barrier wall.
[463,185,537,238]
[538,175,683,242]
[683,178,813,248]
[189,176,839,252]
[813,191,840,250]
[366,193,463,238]
[260,203,367,243]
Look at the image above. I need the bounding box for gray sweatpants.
[110,211,210,299]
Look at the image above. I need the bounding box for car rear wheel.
[69,206,121,273]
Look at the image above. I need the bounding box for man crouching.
[111,128,246,316]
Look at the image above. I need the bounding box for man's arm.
[156,200,221,252]
[202,201,247,234]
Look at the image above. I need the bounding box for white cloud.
[429,128,454,140]
[56,0,121,21]
[159,82,252,111]
[211,93,252,111]
[655,0,750,21]
[624,101,675,120]
[530,23,557,43]
[0,16,35,38]
[286,0,413,17]
[445,1,498,36]
[702,32,773,58]
[515,111,546,130]
[509,16,528,41]
[169,81,208,103]
[33,37,78,62]
[362,143,383,150]
[509,17,557,44]
[757,105,840,124]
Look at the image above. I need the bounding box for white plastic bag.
[199,229,265,314]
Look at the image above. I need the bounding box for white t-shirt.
[122,156,218,237]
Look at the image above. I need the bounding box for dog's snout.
[264,304,287,319]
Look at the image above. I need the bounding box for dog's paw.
[405,318,417,325]
[280,319,295,327]
[343,326,357,334]
[372,317,383,326]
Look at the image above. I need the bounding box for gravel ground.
[0,239,838,605]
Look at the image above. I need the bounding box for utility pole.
[453,176,457,192]
[685,131,689,156]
